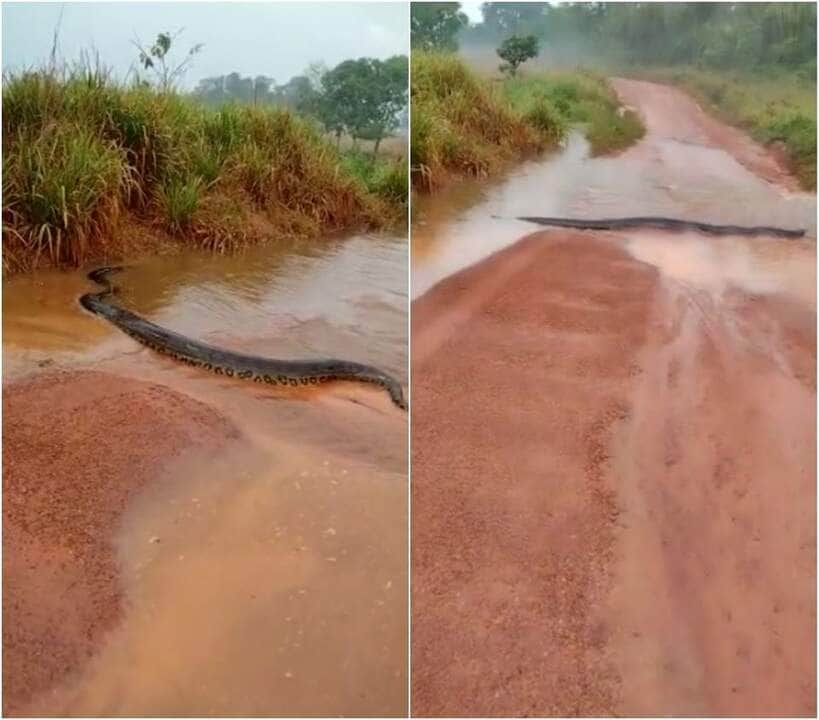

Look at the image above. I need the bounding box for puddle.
[412,115,816,299]
[28,441,407,717]
[4,231,408,716]
[623,231,817,307]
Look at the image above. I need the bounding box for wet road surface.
[3,234,408,717]
[411,80,816,716]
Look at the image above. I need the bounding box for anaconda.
[79,266,407,410]
[512,216,806,238]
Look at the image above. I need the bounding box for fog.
[2,2,408,87]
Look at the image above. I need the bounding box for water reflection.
[412,115,816,299]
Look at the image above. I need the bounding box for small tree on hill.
[133,30,203,91]
[497,34,540,77]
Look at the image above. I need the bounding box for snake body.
[80,266,407,410]
[514,216,805,238]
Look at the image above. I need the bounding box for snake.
[79,266,407,410]
[512,216,806,238]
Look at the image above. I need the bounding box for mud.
[3,233,408,716]
[3,371,238,716]
[611,78,801,190]
[411,79,816,716]
[412,233,656,716]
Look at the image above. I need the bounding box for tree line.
[412,2,816,75]
[132,32,408,156]
[193,56,408,155]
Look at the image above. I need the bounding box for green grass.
[411,52,562,191]
[2,66,405,274]
[502,70,645,156]
[639,67,816,190]
[340,150,408,205]
[3,123,134,266]
[156,175,202,232]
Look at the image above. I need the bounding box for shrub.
[156,175,202,232]
[3,125,130,269]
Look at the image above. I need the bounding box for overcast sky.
[460,1,482,24]
[2,2,408,88]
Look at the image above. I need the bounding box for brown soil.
[411,233,657,716]
[612,78,801,191]
[411,76,816,717]
[2,370,238,716]
[411,230,816,717]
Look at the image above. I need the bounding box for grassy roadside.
[411,53,645,193]
[411,52,560,192]
[502,69,645,156]
[638,67,816,190]
[2,66,406,275]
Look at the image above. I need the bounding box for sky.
[460,1,482,24]
[2,2,408,88]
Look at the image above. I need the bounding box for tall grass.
[411,52,562,191]
[340,149,408,205]
[503,71,645,156]
[3,124,134,268]
[2,65,405,274]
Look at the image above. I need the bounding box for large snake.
[512,216,806,238]
[79,266,407,410]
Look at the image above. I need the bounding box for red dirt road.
[612,78,801,191]
[3,371,238,716]
[411,81,816,717]
[411,232,815,717]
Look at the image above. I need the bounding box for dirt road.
[411,81,816,716]
[3,236,408,717]
[3,371,239,716]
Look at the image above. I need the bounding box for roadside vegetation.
[411,51,643,192]
[411,51,555,191]
[457,2,816,191]
[643,67,816,190]
[2,43,407,275]
[410,6,646,193]
[503,71,644,156]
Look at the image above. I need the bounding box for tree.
[411,2,468,51]
[271,75,318,113]
[497,34,539,76]
[133,30,203,91]
[358,55,408,156]
[318,56,408,155]
[193,73,277,106]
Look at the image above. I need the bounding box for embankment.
[2,69,406,275]
[411,52,645,193]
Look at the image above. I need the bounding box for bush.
[3,125,131,269]
[524,99,566,145]
[2,64,405,273]
[503,71,644,155]
[156,175,202,232]
[411,52,554,190]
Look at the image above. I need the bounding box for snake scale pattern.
[515,216,806,238]
[80,266,407,410]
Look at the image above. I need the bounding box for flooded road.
[4,233,408,716]
[412,80,815,298]
[412,79,815,716]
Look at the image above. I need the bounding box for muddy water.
[4,233,408,717]
[412,96,816,298]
